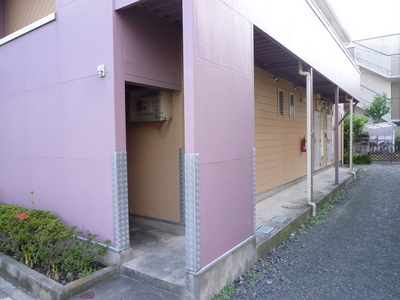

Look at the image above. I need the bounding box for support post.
[335,87,339,185]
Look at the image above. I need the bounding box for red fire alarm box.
[301,138,307,152]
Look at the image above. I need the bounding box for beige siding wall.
[255,67,307,194]
[126,91,184,223]
[5,0,55,35]
[255,67,341,195]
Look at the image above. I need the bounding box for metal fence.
[369,140,400,162]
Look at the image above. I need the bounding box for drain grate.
[79,291,95,299]
[256,226,274,234]
[270,216,287,223]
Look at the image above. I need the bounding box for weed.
[331,189,345,204]
[248,281,256,287]
[78,265,102,279]
[298,227,308,234]
[247,270,263,279]
[213,283,237,300]
[335,189,346,199]
[247,271,256,278]
[267,265,275,271]
[300,203,334,233]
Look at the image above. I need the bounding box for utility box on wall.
[129,90,170,122]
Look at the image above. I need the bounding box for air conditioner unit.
[129,90,170,122]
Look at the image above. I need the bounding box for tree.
[363,92,392,124]
[343,115,369,138]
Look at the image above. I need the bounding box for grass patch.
[299,189,345,233]
[213,268,264,299]
[299,203,333,233]
[213,283,237,300]
[247,270,263,279]
[306,203,334,226]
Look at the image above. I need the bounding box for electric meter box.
[129,90,170,122]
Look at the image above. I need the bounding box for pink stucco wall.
[112,5,182,151]
[0,0,116,244]
[118,7,181,90]
[184,0,255,267]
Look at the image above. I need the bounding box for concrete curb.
[0,252,119,300]
[256,169,360,260]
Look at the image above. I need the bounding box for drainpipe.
[299,62,316,217]
[346,95,356,179]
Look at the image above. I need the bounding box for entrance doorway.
[125,84,184,224]
[326,114,334,164]
[314,111,322,170]
[122,84,186,292]
[116,2,186,293]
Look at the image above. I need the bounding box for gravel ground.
[216,164,400,300]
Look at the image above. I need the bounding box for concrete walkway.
[0,276,38,300]
[255,165,356,259]
[0,165,356,300]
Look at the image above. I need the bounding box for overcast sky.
[329,0,400,40]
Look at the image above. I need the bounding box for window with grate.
[289,93,295,118]
[278,89,284,117]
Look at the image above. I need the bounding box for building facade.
[0,0,359,299]
[347,34,400,125]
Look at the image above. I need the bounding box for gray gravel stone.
[228,164,400,300]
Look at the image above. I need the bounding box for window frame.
[289,93,295,118]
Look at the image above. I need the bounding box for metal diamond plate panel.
[253,148,257,232]
[185,153,200,272]
[179,148,185,225]
[112,152,130,250]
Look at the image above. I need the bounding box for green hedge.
[0,204,109,282]
[353,153,372,165]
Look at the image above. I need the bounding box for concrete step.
[121,264,185,295]
[124,217,187,295]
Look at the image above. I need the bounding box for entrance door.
[314,111,322,170]
[326,114,333,164]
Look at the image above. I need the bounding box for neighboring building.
[347,34,400,125]
[316,0,400,126]
[0,0,359,299]
[316,0,400,159]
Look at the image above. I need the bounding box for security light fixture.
[97,64,106,78]
[274,77,280,83]
[294,85,299,90]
